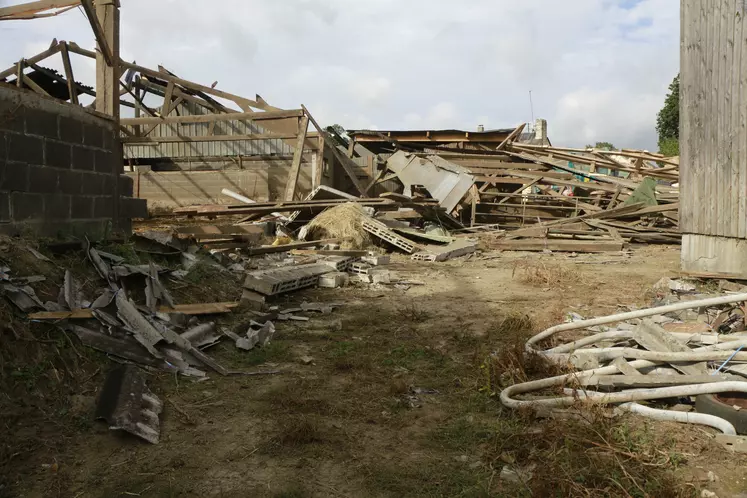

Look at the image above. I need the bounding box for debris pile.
[500,279,747,452]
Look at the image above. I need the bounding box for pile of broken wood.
[470,140,679,253]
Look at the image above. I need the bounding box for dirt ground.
[4,244,747,497]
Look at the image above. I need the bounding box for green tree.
[656,75,679,156]
[585,141,617,151]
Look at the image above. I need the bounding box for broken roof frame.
[0,39,368,200]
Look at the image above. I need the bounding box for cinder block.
[240,289,267,311]
[350,262,373,275]
[1,162,29,192]
[83,124,104,148]
[59,117,83,143]
[11,192,44,220]
[102,129,115,151]
[59,169,83,195]
[0,192,10,222]
[28,165,58,194]
[72,146,95,172]
[45,140,71,169]
[24,108,58,139]
[44,194,71,220]
[0,105,23,132]
[102,174,115,195]
[320,256,356,272]
[119,175,134,197]
[318,272,349,288]
[244,263,333,296]
[119,197,148,219]
[94,150,114,174]
[93,196,114,218]
[81,173,105,195]
[7,134,43,165]
[71,196,94,219]
[361,254,390,266]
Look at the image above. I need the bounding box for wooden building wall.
[681,0,747,276]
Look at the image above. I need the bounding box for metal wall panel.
[123,101,295,160]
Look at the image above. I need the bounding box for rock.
[701,490,718,498]
[299,355,314,365]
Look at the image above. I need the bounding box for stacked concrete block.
[0,86,145,238]
[320,255,357,272]
[349,262,373,275]
[244,263,334,296]
[360,217,418,253]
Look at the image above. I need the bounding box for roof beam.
[0,0,79,20]
[80,0,114,66]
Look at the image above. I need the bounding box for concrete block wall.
[127,160,315,212]
[0,85,145,239]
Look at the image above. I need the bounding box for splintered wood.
[464,142,680,252]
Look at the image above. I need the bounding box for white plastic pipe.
[501,292,747,410]
[623,402,736,435]
[527,292,747,353]
[561,389,736,435]
[548,348,747,362]
[503,381,747,410]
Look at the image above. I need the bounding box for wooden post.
[16,61,25,88]
[283,115,310,201]
[94,0,119,119]
[60,43,78,105]
[315,134,326,187]
[470,189,477,227]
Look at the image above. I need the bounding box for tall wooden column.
[95,0,119,118]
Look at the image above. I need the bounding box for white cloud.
[0,0,679,149]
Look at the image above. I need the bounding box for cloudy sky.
[0,0,679,149]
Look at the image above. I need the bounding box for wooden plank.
[59,43,78,105]
[80,0,114,66]
[283,115,310,201]
[496,123,525,151]
[66,43,266,110]
[490,239,624,253]
[537,185,601,213]
[120,109,303,126]
[160,81,175,117]
[315,134,326,188]
[206,239,336,253]
[290,249,368,257]
[21,70,51,97]
[495,179,541,206]
[122,132,299,144]
[0,42,61,81]
[0,0,78,19]
[28,302,240,320]
[503,203,646,238]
